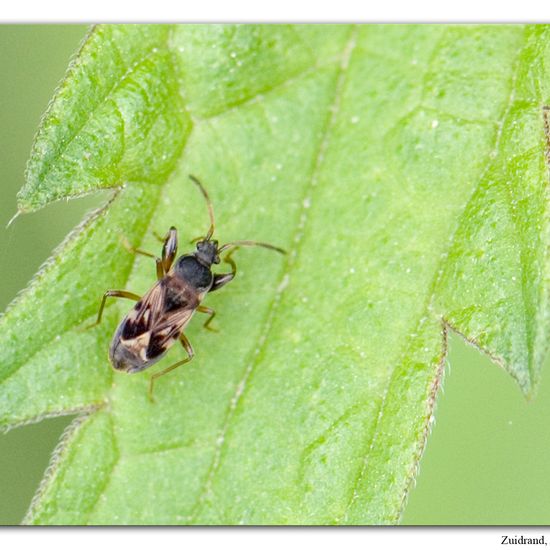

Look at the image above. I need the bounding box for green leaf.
[1,24,550,525]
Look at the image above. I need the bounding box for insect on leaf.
[1,24,550,525]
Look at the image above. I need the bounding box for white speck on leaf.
[277,274,290,293]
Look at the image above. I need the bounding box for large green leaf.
[1,24,549,525]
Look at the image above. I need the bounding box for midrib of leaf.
[187,26,358,522]
[341,27,531,523]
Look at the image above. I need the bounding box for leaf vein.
[187,25,359,523]
[34,39,170,187]
[199,56,341,122]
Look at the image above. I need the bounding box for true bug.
[91,175,285,401]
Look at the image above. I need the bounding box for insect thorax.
[173,255,213,291]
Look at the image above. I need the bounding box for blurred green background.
[0,25,549,525]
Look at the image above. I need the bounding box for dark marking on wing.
[147,329,176,359]
[146,308,194,359]
[121,282,164,339]
[122,315,148,339]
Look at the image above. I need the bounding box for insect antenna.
[189,175,216,241]
[218,240,286,255]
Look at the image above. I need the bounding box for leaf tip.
[6,210,22,229]
[15,184,38,214]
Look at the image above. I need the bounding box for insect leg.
[152,230,165,243]
[161,226,178,273]
[122,237,165,280]
[148,333,194,402]
[209,249,238,292]
[88,290,141,328]
[197,305,217,331]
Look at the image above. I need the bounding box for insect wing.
[121,281,165,340]
[111,280,195,373]
[146,306,194,359]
